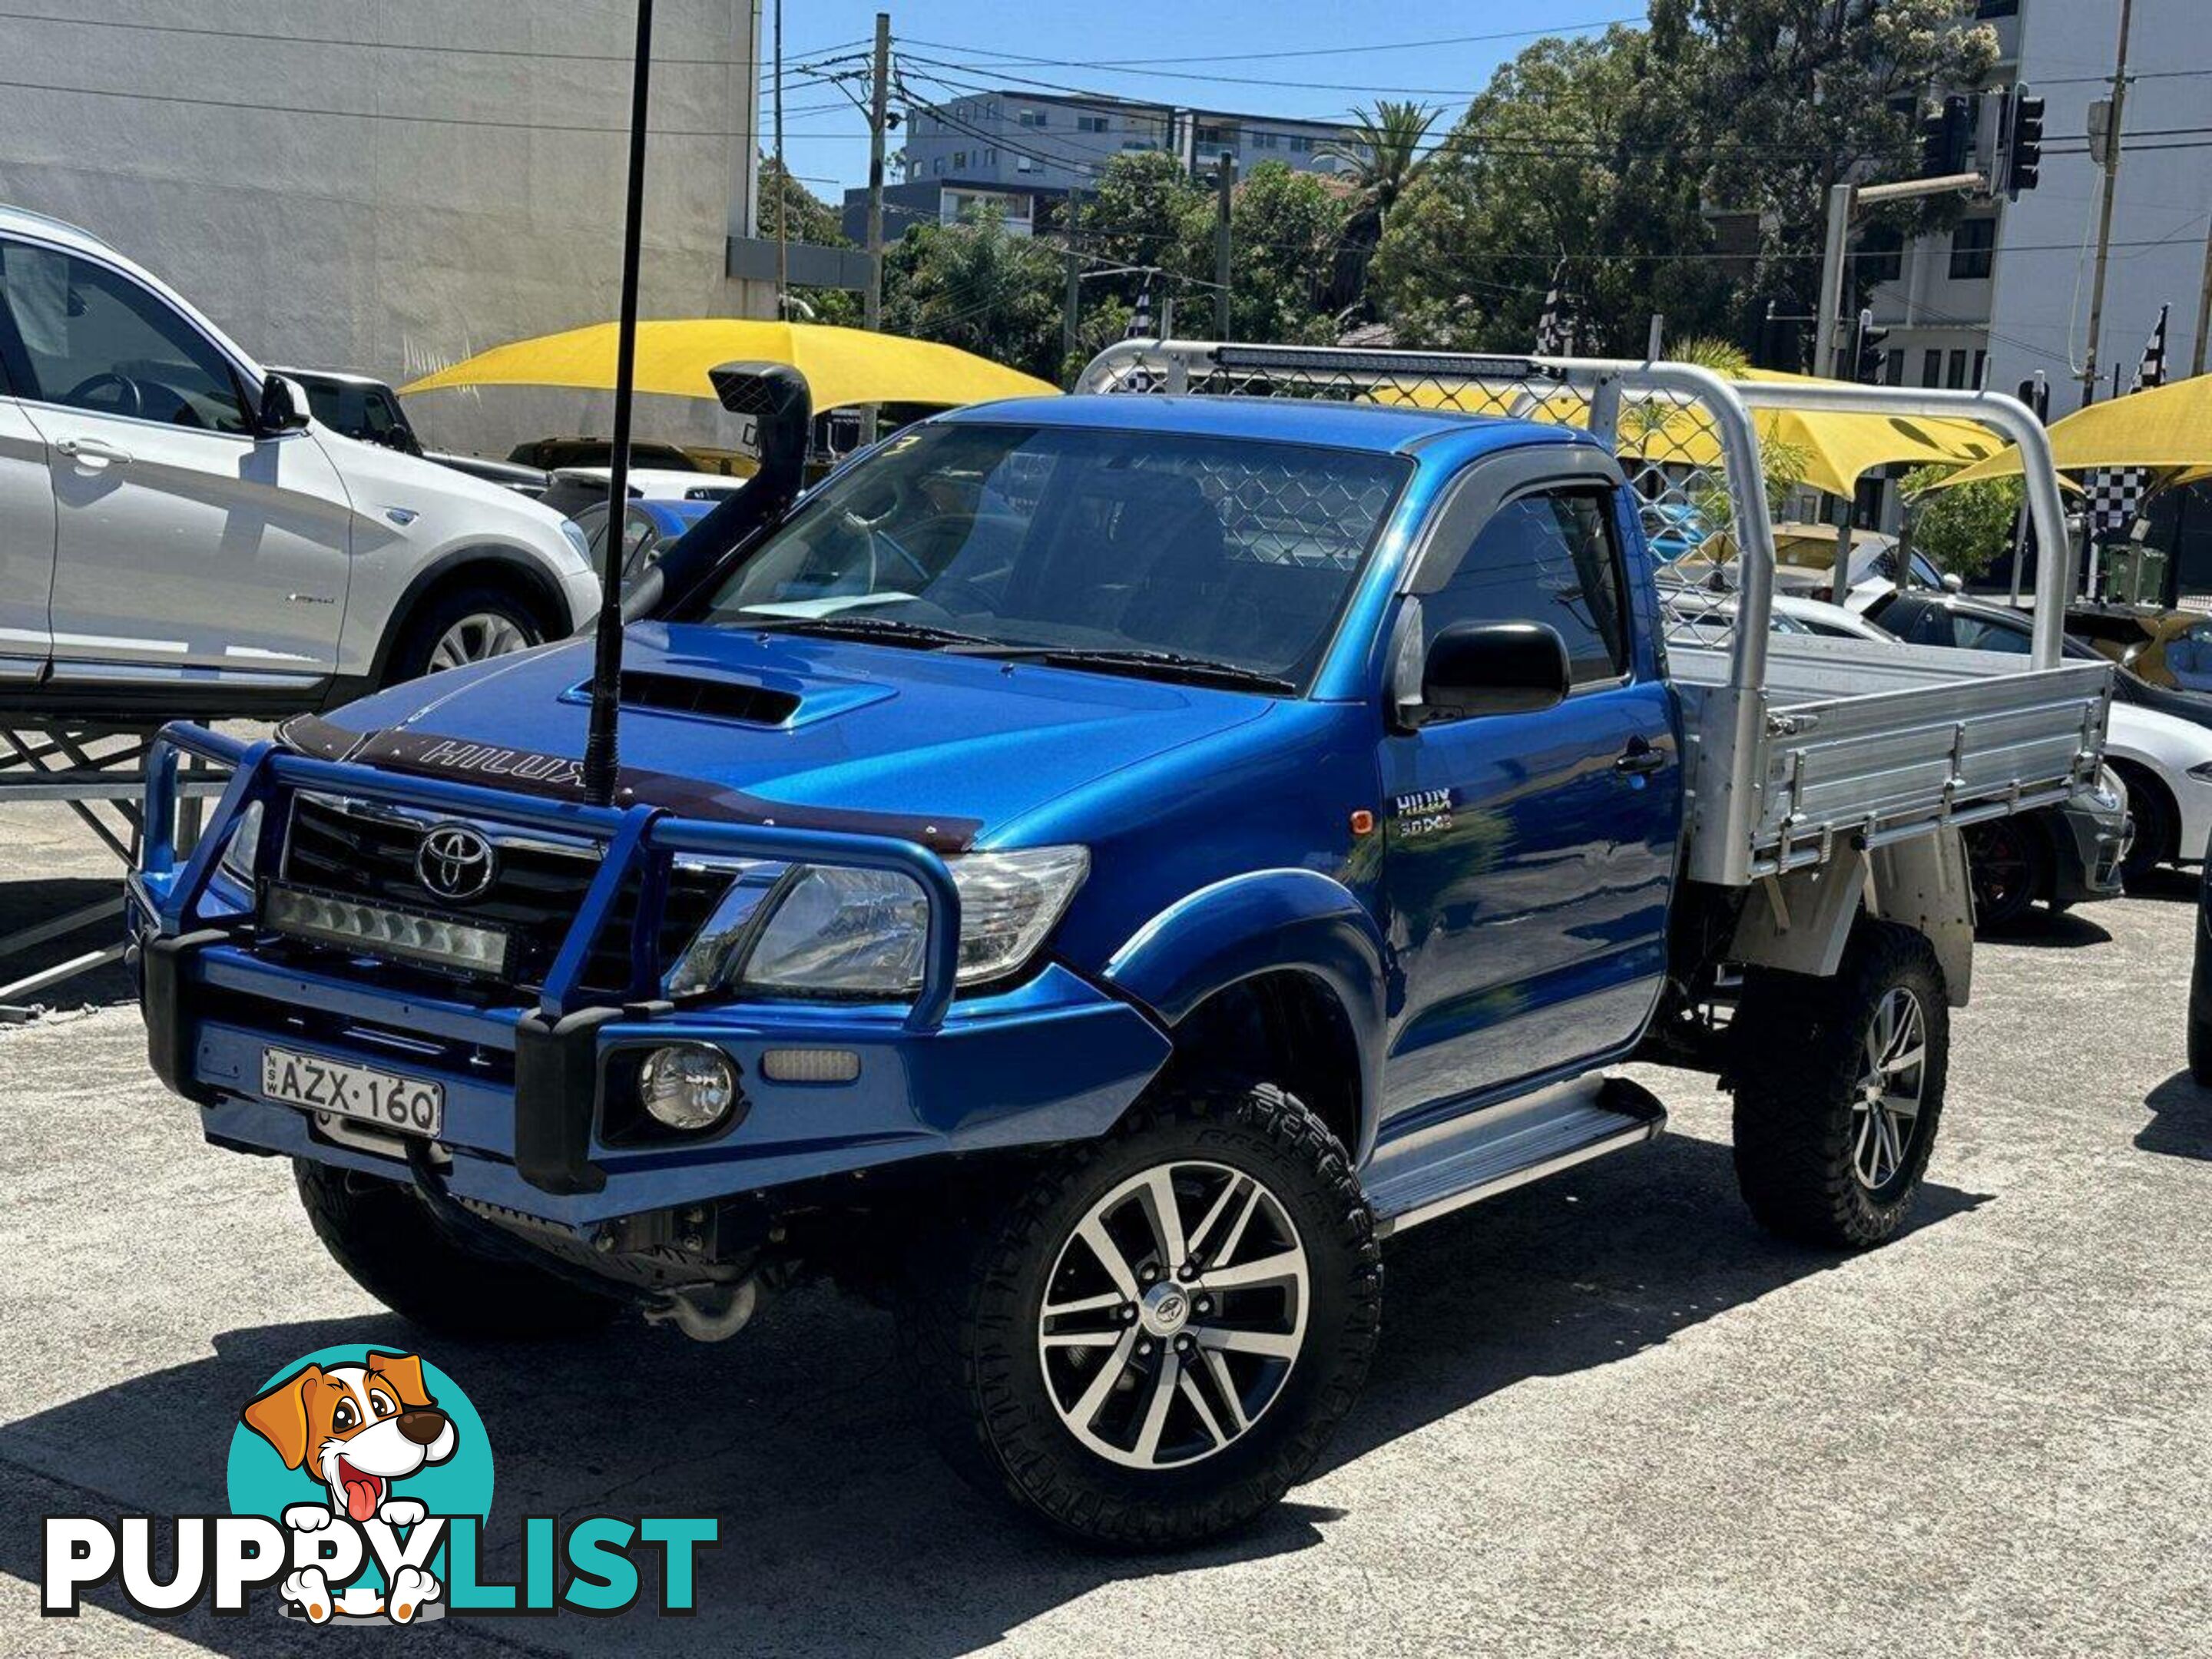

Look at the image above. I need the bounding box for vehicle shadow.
[0,1133,1987,1657]
[1976,909,2113,949]
[2139,1070,2212,1161]
[2122,868,2199,905]
[0,875,134,1013]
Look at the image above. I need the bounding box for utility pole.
[2193,214,2212,378]
[863,12,889,333]
[1213,154,1235,337]
[773,0,786,315]
[1061,191,1081,371]
[1813,183,1855,380]
[2081,0,2134,406]
[1645,313,1664,361]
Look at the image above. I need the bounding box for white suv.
[0,205,598,722]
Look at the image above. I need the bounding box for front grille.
[280,795,740,993]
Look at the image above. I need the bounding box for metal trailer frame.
[1073,341,2109,889]
[0,723,230,1018]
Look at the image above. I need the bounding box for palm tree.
[1320,100,1439,224]
[1321,101,1439,319]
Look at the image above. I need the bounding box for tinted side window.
[0,243,250,432]
[1427,488,1628,684]
[1880,598,1953,648]
[1952,614,2032,654]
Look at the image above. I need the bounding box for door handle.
[57,437,134,467]
[1614,739,1667,777]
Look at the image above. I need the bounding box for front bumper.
[131,726,1171,1230]
[2051,796,2131,907]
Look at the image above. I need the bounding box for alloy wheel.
[428,612,531,671]
[1036,1160,1310,1470]
[1853,986,1927,1190]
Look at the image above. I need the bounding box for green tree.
[757,156,862,326]
[1368,27,1735,353]
[1226,162,1343,343]
[1075,151,1214,317]
[1320,100,1438,315]
[1903,465,2022,581]
[1647,0,2001,361]
[882,207,1065,382]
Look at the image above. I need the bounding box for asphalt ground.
[1,796,2207,1658]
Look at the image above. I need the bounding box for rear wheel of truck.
[1731,919,1949,1250]
[896,1084,1382,1549]
[294,1161,621,1339]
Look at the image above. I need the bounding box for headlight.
[737,846,1089,998]
[559,519,594,569]
[2190,762,2212,784]
[218,801,264,886]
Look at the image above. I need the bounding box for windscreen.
[697,422,1411,688]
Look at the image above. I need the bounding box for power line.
[903,48,1486,102]
[898,20,1641,72]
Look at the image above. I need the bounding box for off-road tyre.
[382,583,544,687]
[895,1084,1382,1549]
[296,1161,621,1339]
[1732,919,1949,1250]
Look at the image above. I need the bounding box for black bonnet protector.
[280,715,981,853]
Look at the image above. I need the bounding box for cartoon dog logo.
[240,1351,455,1624]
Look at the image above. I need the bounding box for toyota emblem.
[415,823,497,902]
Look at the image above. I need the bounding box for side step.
[1367,1077,1667,1238]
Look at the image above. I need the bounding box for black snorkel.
[621,361,814,623]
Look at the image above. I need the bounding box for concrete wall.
[0,1,771,458]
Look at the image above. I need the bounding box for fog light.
[639,1046,739,1131]
[761,1047,861,1084]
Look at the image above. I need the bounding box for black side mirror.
[257,373,310,436]
[1415,621,1572,724]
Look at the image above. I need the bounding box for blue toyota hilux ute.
[134,354,2078,1547]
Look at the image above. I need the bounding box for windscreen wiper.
[948,644,1296,695]
[744,614,1005,650]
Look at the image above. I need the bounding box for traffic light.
[2006,89,2045,198]
[1854,310,1890,385]
[1920,94,1972,177]
[2016,375,2051,423]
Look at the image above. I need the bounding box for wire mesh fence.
[1084,342,1759,654]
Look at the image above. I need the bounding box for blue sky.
[763,2,1647,194]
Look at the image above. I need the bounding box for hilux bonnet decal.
[277,715,980,853]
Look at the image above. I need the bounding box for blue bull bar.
[134,722,965,1197]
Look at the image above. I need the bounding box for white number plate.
[261,1046,444,1139]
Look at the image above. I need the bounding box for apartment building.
[846,89,1367,240]
[1866,0,2208,405]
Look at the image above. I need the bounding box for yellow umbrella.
[1373,368,2002,497]
[1926,373,2212,490]
[400,320,1061,411]
[1653,369,2008,498]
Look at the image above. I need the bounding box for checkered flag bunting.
[1533,260,1575,356]
[2088,306,2169,535]
[1125,280,1155,341]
